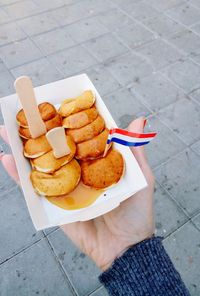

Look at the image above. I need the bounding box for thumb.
[128,118,154,186]
[128,117,147,167]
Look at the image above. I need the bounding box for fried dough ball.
[81,149,124,189]
[66,115,105,143]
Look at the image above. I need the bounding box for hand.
[0,118,155,271]
[62,118,155,270]
[0,126,19,183]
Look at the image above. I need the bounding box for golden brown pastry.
[81,149,124,189]
[19,113,62,139]
[17,102,57,128]
[30,136,76,173]
[62,107,98,129]
[24,135,52,158]
[30,159,81,196]
[75,128,111,160]
[59,90,95,117]
[66,115,105,143]
[45,113,62,131]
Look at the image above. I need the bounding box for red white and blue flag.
[106,128,157,147]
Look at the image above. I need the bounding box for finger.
[128,117,155,186]
[0,126,10,145]
[128,117,148,166]
[1,154,20,183]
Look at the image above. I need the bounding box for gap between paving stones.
[45,235,78,296]
[0,236,44,266]
[46,231,102,296]
[154,149,200,219]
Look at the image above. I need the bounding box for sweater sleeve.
[99,236,190,296]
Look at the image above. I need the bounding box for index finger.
[0,125,10,145]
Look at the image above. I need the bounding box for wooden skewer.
[14,76,47,138]
[103,142,110,158]
[46,127,71,158]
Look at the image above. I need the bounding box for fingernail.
[0,152,5,160]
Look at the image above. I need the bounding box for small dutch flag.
[103,121,157,156]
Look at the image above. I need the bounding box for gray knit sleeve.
[99,237,190,296]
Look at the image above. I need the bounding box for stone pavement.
[0,0,200,295]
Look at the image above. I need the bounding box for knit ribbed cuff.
[99,237,190,296]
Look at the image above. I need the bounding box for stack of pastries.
[60,90,124,190]
[17,102,81,197]
[17,91,124,200]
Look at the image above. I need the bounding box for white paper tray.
[0,74,147,230]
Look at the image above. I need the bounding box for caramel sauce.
[46,181,104,210]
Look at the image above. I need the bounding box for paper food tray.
[0,74,147,230]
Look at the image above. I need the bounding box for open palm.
[0,118,155,271]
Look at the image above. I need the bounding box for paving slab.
[104,88,150,128]
[142,0,185,12]
[17,12,59,36]
[32,0,75,10]
[0,9,10,25]
[190,22,200,35]
[66,17,108,44]
[143,15,184,37]
[0,38,43,69]
[189,0,200,8]
[158,97,200,145]
[105,52,153,86]
[134,39,184,71]
[115,22,155,49]
[82,0,115,16]
[122,1,160,22]
[154,183,188,237]
[191,140,200,156]
[48,45,97,76]
[132,72,186,112]
[0,58,7,72]
[84,33,128,63]
[49,2,90,26]
[191,52,200,65]
[163,222,200,295]
[0,22,26,46]
[85,64,121,96]
[90,286,108,296]
[11,58,63,86]
[113,0,141,7]
[43,226,58,236]
[144,115,186,168]
[166,29,200,56]
[162,59,200,93]
[155,149,200,217]
[0,69,15,97]
[166,2,200,26]
[0,238,74,296]
[96,8,132,31]
[0,0,22,5]
[4,0,42,20]
[0,186,43,263]
[192,213,200,230]
[32,27,76,55]
[189,87,200,103]
[48,229,101,296]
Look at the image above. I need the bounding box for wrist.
[100,235,154,271]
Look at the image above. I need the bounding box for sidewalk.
[0,0,200,295]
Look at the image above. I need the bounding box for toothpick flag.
[107,128,157,147]
[103,120,157,157]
